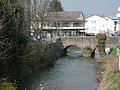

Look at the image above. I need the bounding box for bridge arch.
[63,44,83,55]
[63,44,97,57]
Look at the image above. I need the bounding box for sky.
[60,0,120,17]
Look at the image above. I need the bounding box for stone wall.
[61,36,97,50]
[33,38,64,68]
[32,36,120,68]
[105,36,120,48]
[61,36,120,50]
[20,38,64,82]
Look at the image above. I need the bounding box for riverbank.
[96,48,120,90]
[0,39,65,90]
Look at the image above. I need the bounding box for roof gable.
[86,14,107,20]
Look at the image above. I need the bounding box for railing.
[36,36,96,47]
[43,26,85,30]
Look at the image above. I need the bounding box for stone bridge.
[60,36,120,54]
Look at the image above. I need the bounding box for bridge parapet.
[60,36,120,49]
[106,36,120,48]
[60,36,97,50]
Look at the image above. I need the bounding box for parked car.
[85,33,95,36]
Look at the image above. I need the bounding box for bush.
[96,33,107,56]
[84,46,92,50]
[96,33,107,40]
[0,82,17,90]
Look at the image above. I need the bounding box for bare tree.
[49,0,64,12]
[0,17,12,61]
[30,0,50,40]
[18,0,31,34]
[53,12,60,37]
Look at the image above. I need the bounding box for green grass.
[106,70,120,90]
[103,48,120,90]
[105,87,120,90]
[110,48,117,56]
[96,48,117,62]
[0,82,17,90]
[96,48,120,90]
[84,46,92,50]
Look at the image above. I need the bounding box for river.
[25,51,98,90]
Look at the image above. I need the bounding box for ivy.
[96,33,107,56]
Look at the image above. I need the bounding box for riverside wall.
[18,38,64,87]
[33,38,64,68]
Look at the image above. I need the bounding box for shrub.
[0,82,17,90]
[84,46,92,50]
[96,33,107,56]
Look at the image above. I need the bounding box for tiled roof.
[48,12,81,18]
[31,11,84,22]
[47,11,82,21]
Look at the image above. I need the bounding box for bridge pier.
[82,48,92,57]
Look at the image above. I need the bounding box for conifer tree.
[49,0,64,12]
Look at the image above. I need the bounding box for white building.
[85,14,115,35]
[111,16,120,35]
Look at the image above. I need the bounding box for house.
[30,11,85,40]
[111,16,120,36]
[85,14,115,35]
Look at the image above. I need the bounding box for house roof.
[31,11,84,22]
[85,14,110,20]
[86,14,105,18]
[48,12,81,18]
[47,11,83,22]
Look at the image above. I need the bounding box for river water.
[25,51,98,90]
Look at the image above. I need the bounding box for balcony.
[43,26,85,30]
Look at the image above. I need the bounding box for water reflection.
[94,48,100,58]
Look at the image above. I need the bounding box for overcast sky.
[60,0,120,17]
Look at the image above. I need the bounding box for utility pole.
[117,45,120,71]
[116,7,120,71]
[116,7,120,36]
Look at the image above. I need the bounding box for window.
[73,23,78,27]
[92,27,96,30]
[92,21,96,24]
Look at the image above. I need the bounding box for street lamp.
[116,7,120,36]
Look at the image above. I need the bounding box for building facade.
[30,11,85,40]
[85,14,115,35]
[111,16,120,36]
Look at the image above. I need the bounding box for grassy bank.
[96,48,120,90]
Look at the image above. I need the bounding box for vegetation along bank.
[96,48,120,90]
